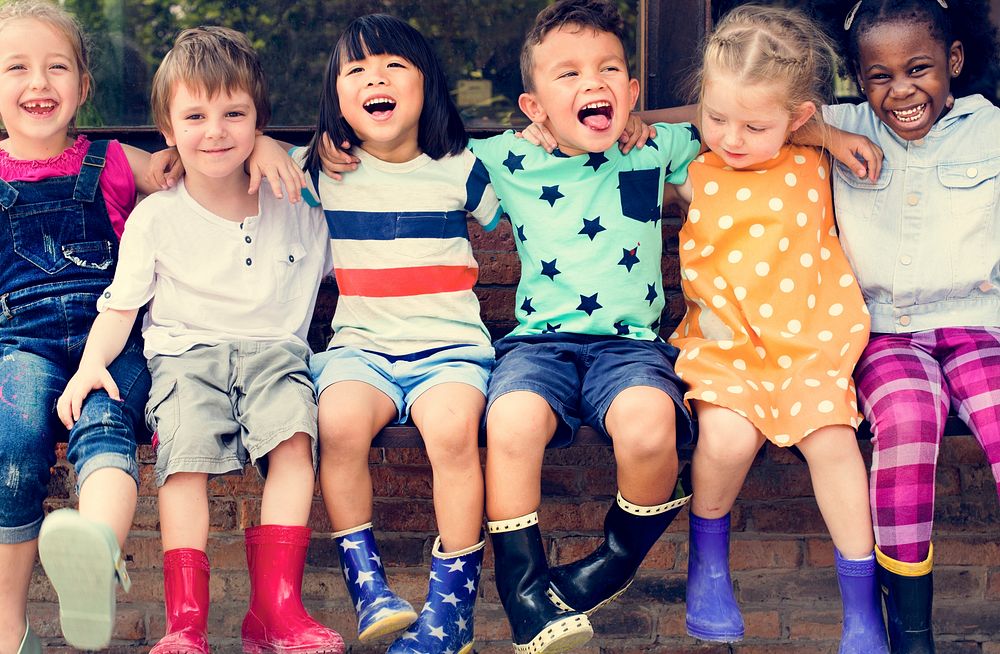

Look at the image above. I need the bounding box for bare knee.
[695,409,763,468]
[607,389,678,463]
[421,409,481,467]
[486,392,555,462]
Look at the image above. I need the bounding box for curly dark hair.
[824,0,999,102]
[520,0,626,92]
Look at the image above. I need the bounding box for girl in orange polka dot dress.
[668,7,888,653]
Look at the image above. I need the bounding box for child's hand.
[618,113,657,154]
[516,122,558,153]
[318,133,360,180]
[829,130,884,182]
[57,365,120,429]
[247,135,307,202]
[147,146,183,190]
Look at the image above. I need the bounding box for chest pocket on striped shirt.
[395,212,450,259]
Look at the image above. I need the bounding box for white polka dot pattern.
[672,146,870,446]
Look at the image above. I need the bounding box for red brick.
[939,435,990,464]
[785,608,843,641]
[935,537,1000,566]
[728,538,802,570]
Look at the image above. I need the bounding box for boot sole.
[358,610,419,642]
[38,510,119,651]
[546,578,633,615]
[685,620,744,643]
[513,614,594,654]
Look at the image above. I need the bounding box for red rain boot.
[150,548,211,654]
[242,525,345,654]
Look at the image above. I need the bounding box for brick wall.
[30,210,1000,652]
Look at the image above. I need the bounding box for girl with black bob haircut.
[290,12,503,654]
[303,12,467,174]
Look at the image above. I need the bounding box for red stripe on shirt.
[336,265,478,297]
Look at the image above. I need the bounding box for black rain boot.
[547,466,692,614]
[877,545,935,654]
[488,512,593,653]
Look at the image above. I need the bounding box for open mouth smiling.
[578,101,613,130]
[364,97,397,118]
[890,103,927,124]
[21,100,57,115]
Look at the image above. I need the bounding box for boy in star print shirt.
[469,1,699,651]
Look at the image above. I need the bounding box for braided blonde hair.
[696,5,835,129]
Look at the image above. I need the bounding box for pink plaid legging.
[855,327,1000,564]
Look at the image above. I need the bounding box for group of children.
[0,0,996,653]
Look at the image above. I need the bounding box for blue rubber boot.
[836,549,890,653]
[388,536,485,654]
[685,512,744,642]
[334,523,417,642]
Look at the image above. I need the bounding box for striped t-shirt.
[294,146,501,357]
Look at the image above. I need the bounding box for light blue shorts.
[311,344,494,423]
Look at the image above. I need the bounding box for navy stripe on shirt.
[325,210,470,240]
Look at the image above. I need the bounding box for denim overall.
[0,141,149,544]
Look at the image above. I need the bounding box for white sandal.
[38,509,130,651]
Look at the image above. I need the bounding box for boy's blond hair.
[151,26,270,134]
[520,0,627,92]
[696,5,835,125]
[0,0,92,120]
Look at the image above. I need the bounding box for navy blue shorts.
[486,333,694,448]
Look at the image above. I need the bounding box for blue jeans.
[0,286,149,543]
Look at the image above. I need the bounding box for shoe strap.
[617,491,691,516]
[114,549,132,592]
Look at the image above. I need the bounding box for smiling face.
[0,18,89,159]
[335,50,424,163]
[700,72,814,169]
[856,20,963,141]
[518,25,639,157]
[163,82,258,186]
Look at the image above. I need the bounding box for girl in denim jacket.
[825,1,1000,650]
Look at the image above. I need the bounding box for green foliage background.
[64,0,637,127]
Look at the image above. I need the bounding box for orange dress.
[669,146,870,446]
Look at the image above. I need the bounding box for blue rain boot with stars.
[334,523,417,642]
[388,537,485,654]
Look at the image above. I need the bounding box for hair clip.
[843,1,862,30]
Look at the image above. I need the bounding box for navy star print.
[516,224,527,243]
[614,321,631,336]
[577,293,602,316]
[540,259,561,280]
[618,246,640,272]
[543,322,561,334]
[503,151,525,174]
[584,152,608,171]
[520,297,536,315]
[578,217,605,241]
[539,185,564,207]
[644,137,659,150]
[645,283,658,305]
[686,124,700,142]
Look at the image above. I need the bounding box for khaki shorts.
[146,340,318,487]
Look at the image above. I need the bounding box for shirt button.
[245,258,252,266]
[899,315,911,326]
[245,236,252,244]
[906,194,919,206]
[967,167,978,178]
[288,255,295,263]
[900,255,912,265]
[104,291,111,298]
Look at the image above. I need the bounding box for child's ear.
[948,40,964,78]
[789,101,817,132]
[627,78,640,110]
[518,92,548,124]
[78,74,91,108]
[162,129,176,148]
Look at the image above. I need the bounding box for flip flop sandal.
[38,509,131,651]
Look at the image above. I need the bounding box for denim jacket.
[823,95,1000,333]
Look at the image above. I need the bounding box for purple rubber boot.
[685,513,744,642]
[835,549,890,654]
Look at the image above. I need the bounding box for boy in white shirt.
[58,26,342,654]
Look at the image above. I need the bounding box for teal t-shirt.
[470,122,701,340]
